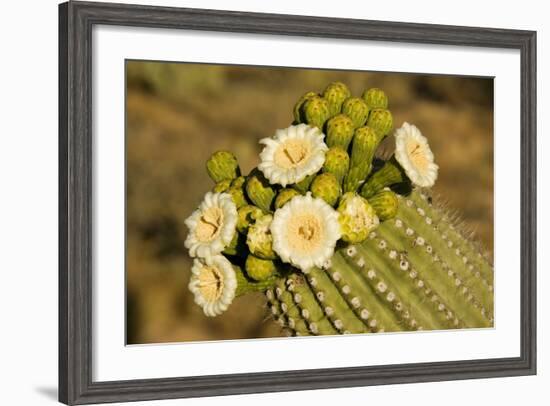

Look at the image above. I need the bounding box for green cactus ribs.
[269,190,494,336]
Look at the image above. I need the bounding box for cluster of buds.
[185,82,438,317]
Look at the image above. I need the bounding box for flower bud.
[302,96,330,129]
[323,82,351,117]
[343,163,370,193]
[367,108,393,137]
[342,97,370,128]
[362,88,388,109]
[310,173,341,206]
[360,159,405,198]
[337,193,379,243]
[322,146,350,185]
[245,255,277,281]
[237,204,263,234]
[292,173,315,194]
[293,91,318,123]
[245,169,276,212]
[234,265,279,297]
[227,176,248,208]
[206,150,240,183]
[212,179,232,193]
[274,188,300,209]
[350,126,383,169]
[231,176,246,189]
[326,114,354,150]
[246,214,277,260]
[368,190,399,221]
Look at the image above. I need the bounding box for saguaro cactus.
[184,82,493,335]
[266,190,493,335]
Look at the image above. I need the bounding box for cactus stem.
[286,273,338,335]
[265,288,284,319]
[326,253,383,332]
[340,252,421,331]
[358,235,462,330]
[305,267,369,334]
[265,288,293,333]
[259,191,493,335]
[275,278,311,336]
[395,196,493,322]
[411,191,494,284]
[353,238,452,331]
[381,218,492,326]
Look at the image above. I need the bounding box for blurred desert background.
[125,61,493,344]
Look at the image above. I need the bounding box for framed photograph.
[59,1,536,404]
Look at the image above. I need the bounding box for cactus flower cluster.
[183,82,492,337]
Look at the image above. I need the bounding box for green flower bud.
[323,82,351,117]
[360,159,405,198]
[246,214,277,260]
[274,188,300,209]
[231,175,246,188]
[293,91,318,123]
[337,192,379,243]
[326,114,355,150]
[350,126,383,169]
[292,173,315,194]
[367,108,393,137]
[223,232,247,256]
[342,97,370,129]
[302,96,330,129]
[368,190,399,221]
[227,176,248,208]
[245,255,277,281]
[362,88,388,109]
[237,204,263,234]
[343,163,370,193]
[310,173,341,206]
[322,146,350,185]
[245,169,276,212]
[206,150,240,183]
[235,264,278,297]
[212,179,232,193]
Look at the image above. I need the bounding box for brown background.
[125,61,494,344]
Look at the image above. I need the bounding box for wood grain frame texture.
[58,1,537,404]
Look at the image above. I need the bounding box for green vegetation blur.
[126,61,493,344]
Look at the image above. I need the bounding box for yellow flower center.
[195,207,224,242]
[274,139,310,169]
[198,265,224,302]
[407,140,429,172]
[286,213,323,254]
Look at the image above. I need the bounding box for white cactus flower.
[188,255,237,317]
[394,122,439,188]
[184,192,237,259]
[258,124,328,187]
[270,193,341,272]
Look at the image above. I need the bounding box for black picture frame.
[59,1,537,404]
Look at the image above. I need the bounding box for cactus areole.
[185,82,493,336]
